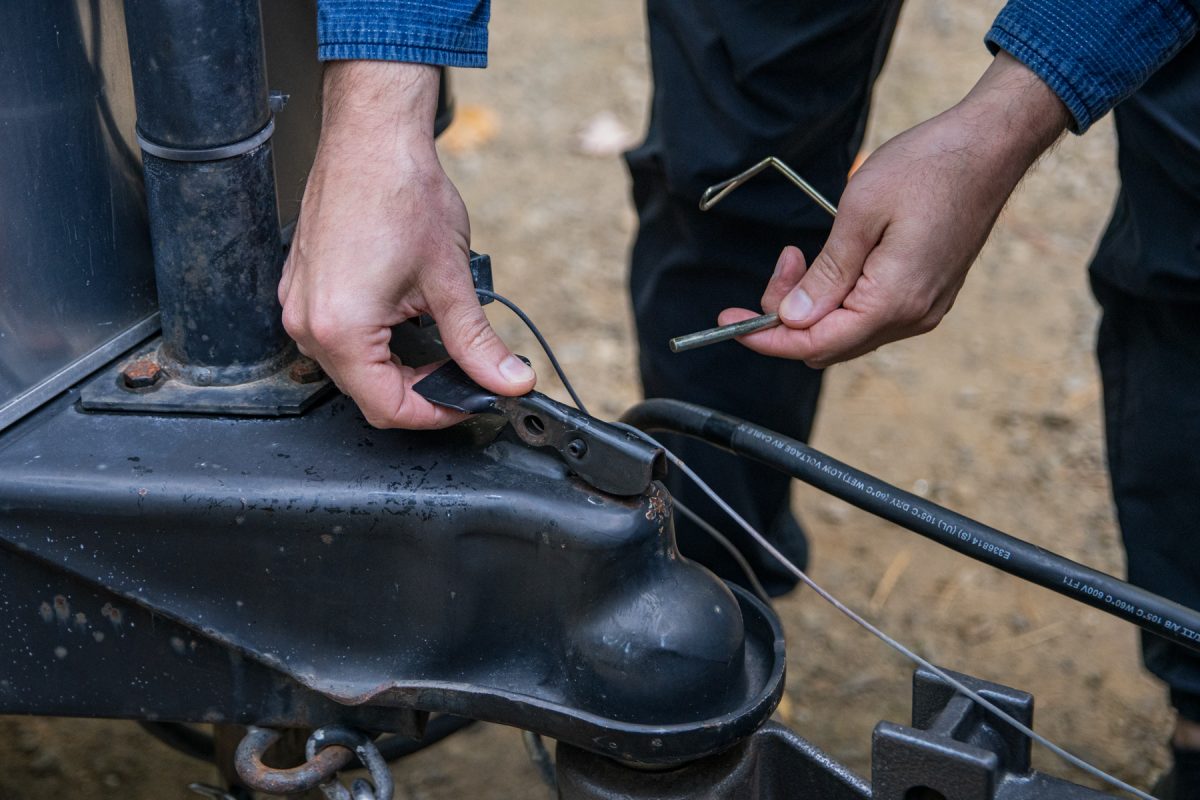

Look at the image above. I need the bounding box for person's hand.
[279,61,536,429]
[720,51,1071,368]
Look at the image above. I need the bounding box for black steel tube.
[124,0,270,148]
[141,147,287,378]
[123,0,288,381]
[622,398,1200,655]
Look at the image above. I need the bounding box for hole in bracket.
[523,415,546,437]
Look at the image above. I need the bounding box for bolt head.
[121,358,163,390]
[289,356,325,384]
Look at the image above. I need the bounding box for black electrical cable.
[628,424,1155,800]
[622,398,1200,657]
[476,289,589,414]
[484,299,1157,796]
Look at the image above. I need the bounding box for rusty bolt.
[289,356,325,384]
[121,357,163,390]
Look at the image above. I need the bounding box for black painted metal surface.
[872,668,1115,799]
[123,0,270,149]
[122,0,291,387]
[557,722,871,800]
[78,339,333,416]
[415,361,666,497]
[558,668,1120,800]
[140,145,288,378]
[0,391,784,765]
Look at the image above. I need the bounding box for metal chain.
[234,725,393,798]
[305,725,394,800]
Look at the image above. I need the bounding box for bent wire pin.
[669,157,838,353]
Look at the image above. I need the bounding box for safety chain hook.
[306,725,395,800]
[234,725,393,798]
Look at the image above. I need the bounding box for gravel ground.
[1,1,1174,797]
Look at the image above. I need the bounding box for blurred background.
[0,0,1170,796]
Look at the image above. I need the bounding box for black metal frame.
[0,383,1129,799]
[558,667,1114,800]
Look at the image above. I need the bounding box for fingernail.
[780,288,813,323]
[499,354,535,384]
[771,249,789,279]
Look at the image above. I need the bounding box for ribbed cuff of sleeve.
[318,1,490,68]
[985,0,1197,133]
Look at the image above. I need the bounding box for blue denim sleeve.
[317,0,490,68]
[985,0,1198,132]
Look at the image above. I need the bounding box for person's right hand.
[720,51,1071,368]
[279,62,536,429]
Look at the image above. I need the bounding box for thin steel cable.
[624,426,1157,800]
[673,498,773,607]
[475,288,589,414]
[483,294,1155,799]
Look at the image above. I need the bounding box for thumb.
[779,215,875,328]
[429,282,537,397]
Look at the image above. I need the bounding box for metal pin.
[670,313,780,353]
[671,157,839,352]
[699,156,839,219]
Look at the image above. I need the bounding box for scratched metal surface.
[0,2,156,427]
[0,0,321,431]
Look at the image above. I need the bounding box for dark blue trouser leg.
[627,0,903,594]
[1090,38,1200,721]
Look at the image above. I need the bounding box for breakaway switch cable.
[481,287,1166,800]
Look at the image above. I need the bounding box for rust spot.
[52,595,69,622]
[121,357,164,390]
[644,493,668,523]
[288,356,325,384]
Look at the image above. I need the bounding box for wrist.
[953,50,1070,178]
[319,61,442,160]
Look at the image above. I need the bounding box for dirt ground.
[2,0,1175,797]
